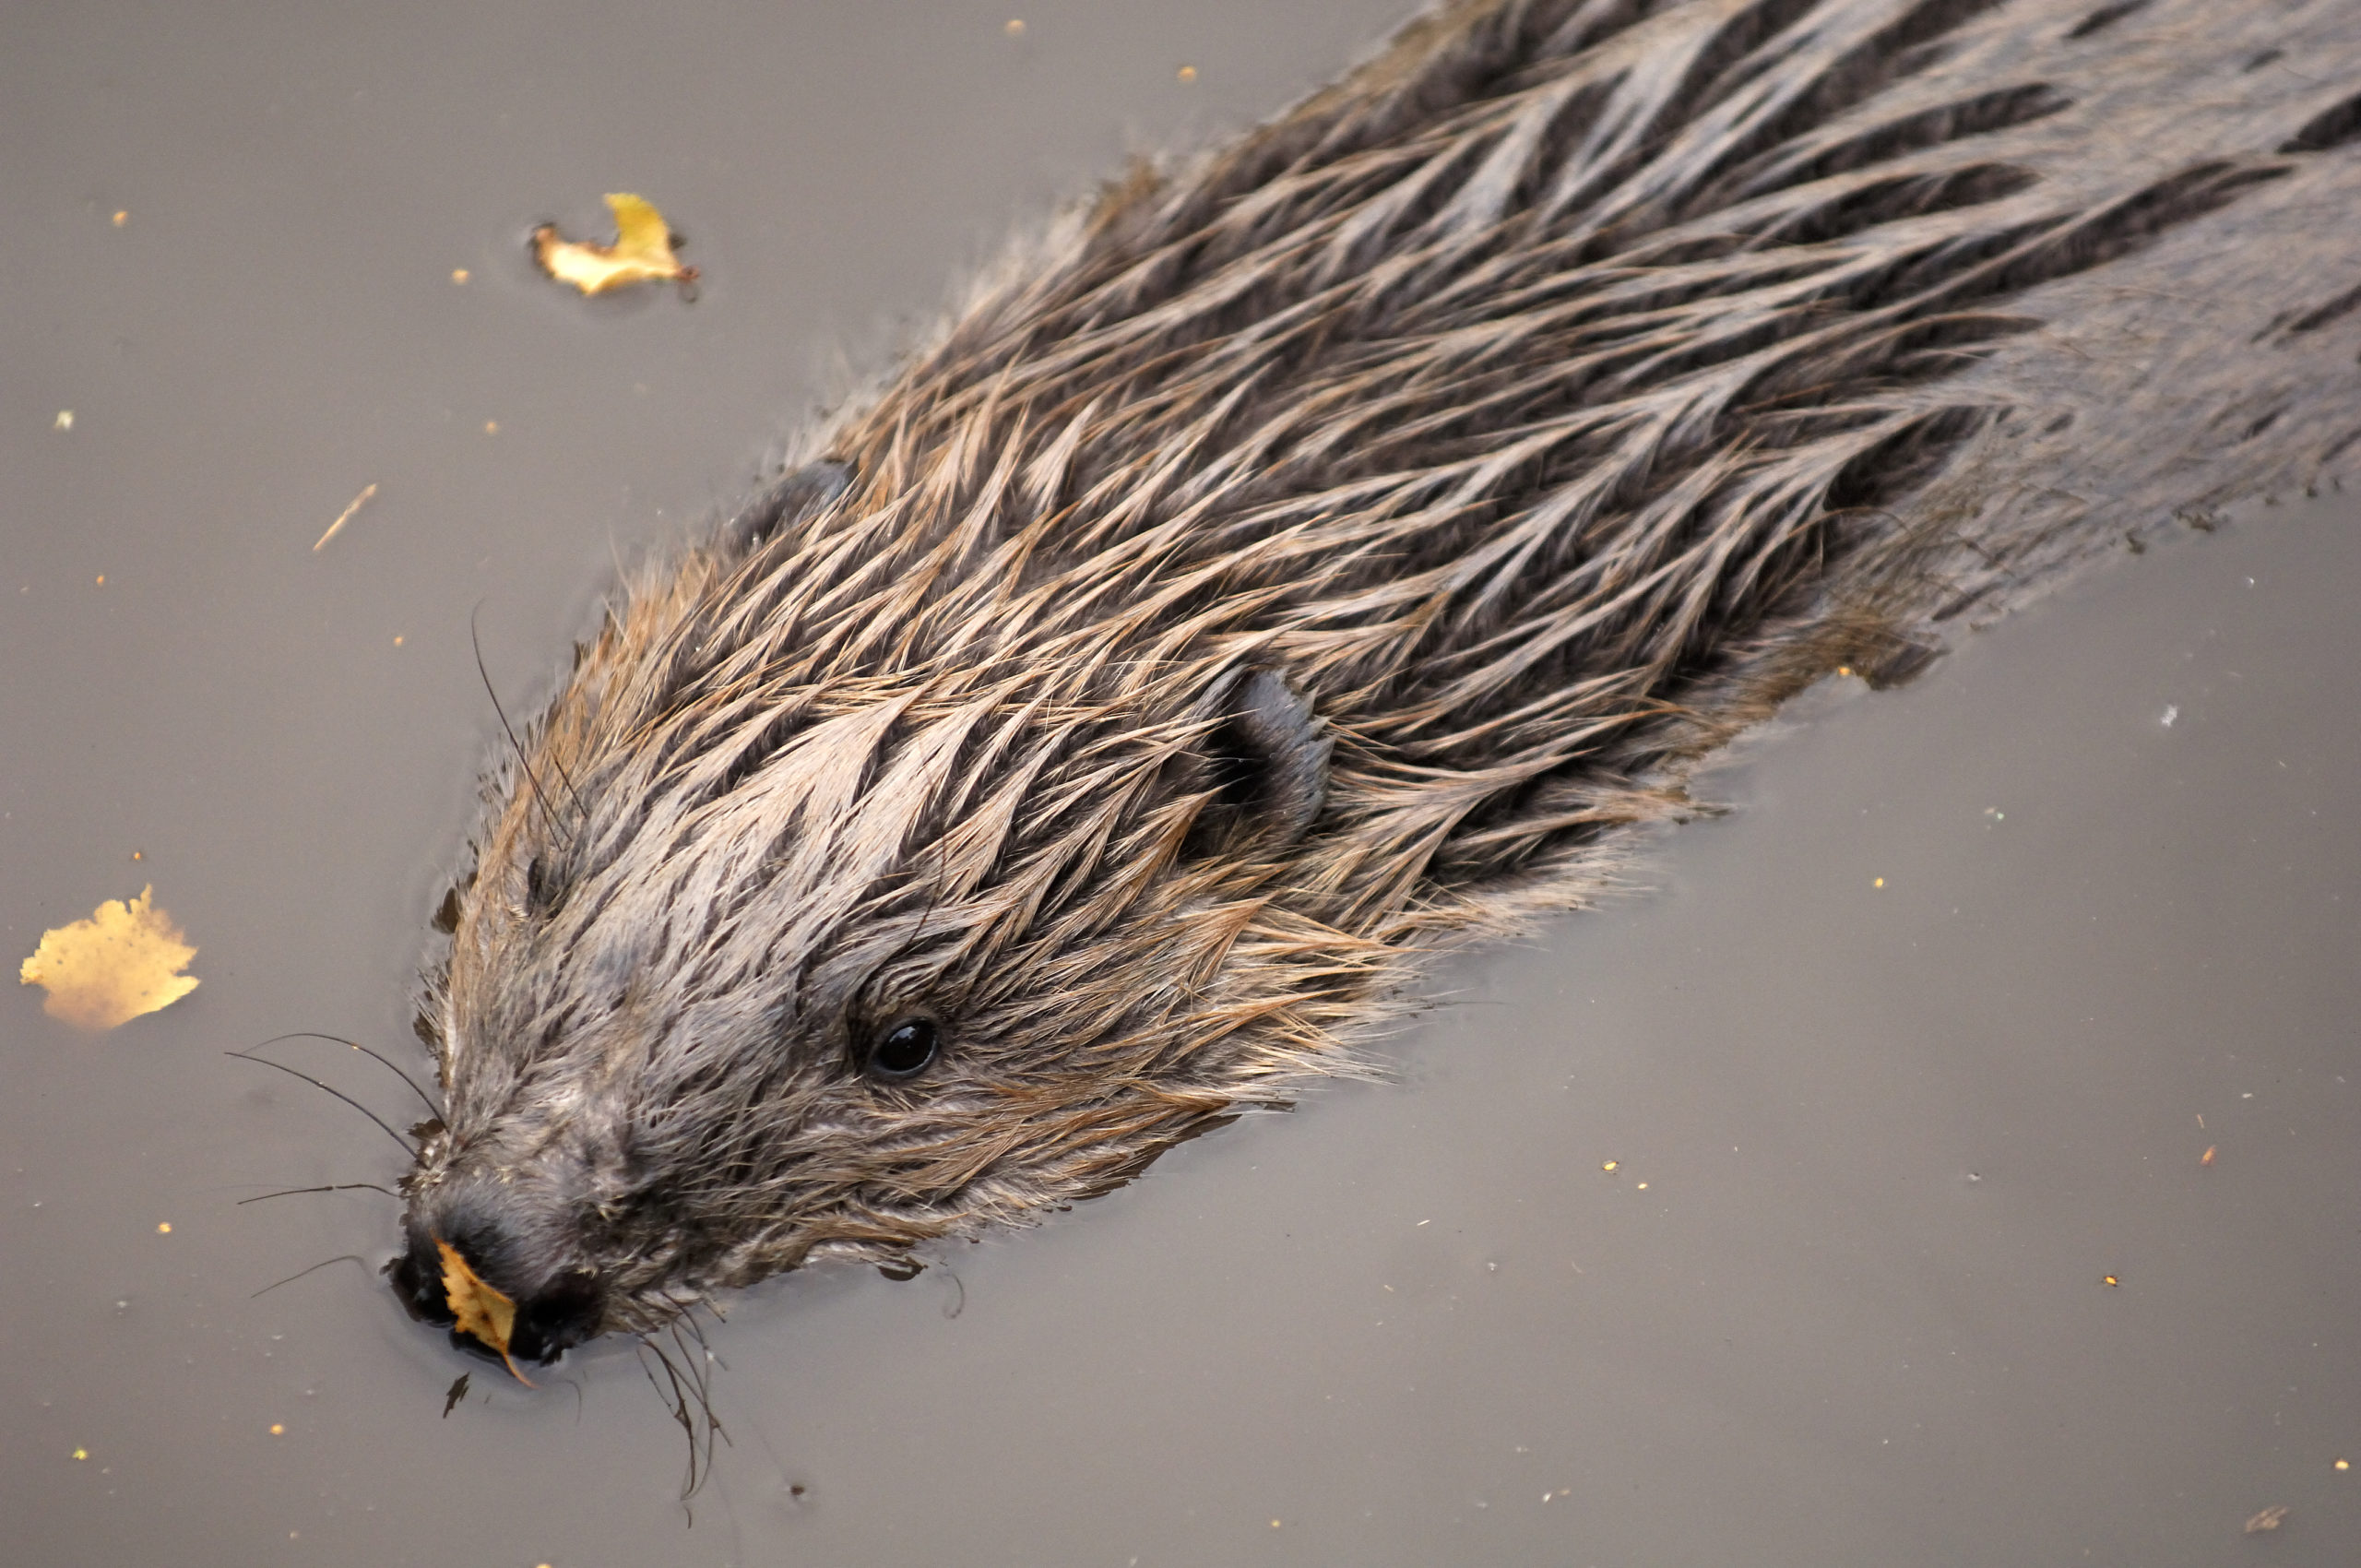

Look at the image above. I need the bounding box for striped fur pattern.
[400,0,2361,1345]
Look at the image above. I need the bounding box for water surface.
[4,3,2356,1563]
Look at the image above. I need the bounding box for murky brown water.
[6,3,2357,1563]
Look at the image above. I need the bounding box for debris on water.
[53,410,72,430]
[19,886,200,1030]
[2243,1503,2289,1533]
[530,194,699,296]
[2201,1146,2216,1166]
[442,1372,471,1417]
[2160,704,2178,727]
[2102,1275,2118,1287]
[437,1241,530,1384]
[313,482,377,552]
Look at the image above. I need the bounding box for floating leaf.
[436,1240,531,1384]
[2244,1503,2290,1533]
[530,194,697,296]
[20,886,199,1030]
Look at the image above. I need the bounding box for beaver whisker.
[635,1316,729,1502]
[250,1253,371,1300]
[225,1050,416,1158]
[251,1030,441,1117]
[235,1182,400,1206]
[469,603,585,847]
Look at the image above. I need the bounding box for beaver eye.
[864,1016,940,1080]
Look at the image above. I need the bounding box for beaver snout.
[389,1183,607,1366]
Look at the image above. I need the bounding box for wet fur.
[400,0,2361,1347]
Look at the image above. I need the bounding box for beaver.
[390,0,2361,1367]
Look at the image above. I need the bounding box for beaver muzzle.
[388,1188,606,1367]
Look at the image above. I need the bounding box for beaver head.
[393,473,1361,1357]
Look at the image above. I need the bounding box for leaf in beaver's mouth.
[436,1240,532,1384]
[19,885,198,1030]
[530,193,698,296]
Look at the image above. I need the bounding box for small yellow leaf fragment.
[530,194,699,296]
[1005,18,1025,35]
[2335,1458,2350,1471]
[313,481,377,552]
[53,410,73,431]
[1635,1182,1648,1190]
[1873,876,1886,888]
[1602,1159,1618,1172]
[157,1222,172,1234]
[1177,65,1198,82]
[483,421,499,435]
[20,886,200,1030]
[2244,1504,2290,1533]
[268,1423,284,1436]
[436,1239,532,1384]
[112,210,127,227]
[450,267,469,284]
[2101,1275,2118,1287]
[71,1448,88,1461]
[2201,1145,2216,1166]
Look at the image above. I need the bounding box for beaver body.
[394,0,2361,1362]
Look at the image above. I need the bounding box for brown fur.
[393,0,2361,1360]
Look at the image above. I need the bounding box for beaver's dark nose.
[386,1222,605,1365]
[387,1231,457,1326]
[503,1269,603,1363]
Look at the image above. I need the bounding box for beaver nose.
[387,1231,457,1326]
[386,1227,605,1365]
[503,1269,603,1363]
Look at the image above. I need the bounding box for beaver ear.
[1189,666,1332,853]
[717,458,853,558]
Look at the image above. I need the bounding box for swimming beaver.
[392,0,2361,1364]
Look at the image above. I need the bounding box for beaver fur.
[393,0,2361,1361]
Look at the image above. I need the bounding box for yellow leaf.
[436,1240,532,1384]
[20,886,199,1030]
[530,194,698,296]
